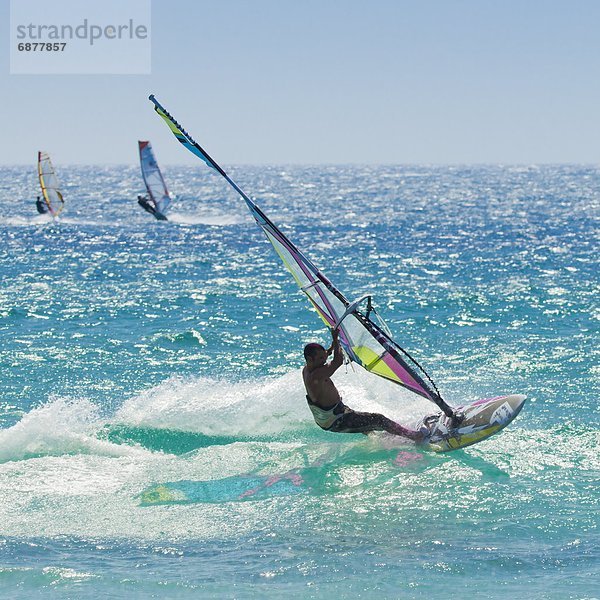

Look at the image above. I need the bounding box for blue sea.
[0,164,598,599]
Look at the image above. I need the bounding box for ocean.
[0,164,598,598]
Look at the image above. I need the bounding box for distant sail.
[138,141,171,220]
[37,151,65,217]
[149,95,456,417]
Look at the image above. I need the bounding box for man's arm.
[331,330,343,367]
[318,330,343,378]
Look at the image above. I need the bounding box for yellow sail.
[37,151,65,216]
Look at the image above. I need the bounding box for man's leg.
[330,410,423,441]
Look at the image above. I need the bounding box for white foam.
[113,369,433,436]
[0,215,111,227]
[0,397,148,463]
[167,212,247,226]
[1,214,53,226]
[114,372,309,436]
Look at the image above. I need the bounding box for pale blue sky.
[2,0,600,165]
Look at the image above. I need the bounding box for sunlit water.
[0,164,598,598]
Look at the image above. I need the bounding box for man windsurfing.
[35,196,48,214]
[303,330,426,441]
[137,194,168,221]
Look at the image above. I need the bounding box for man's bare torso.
[303,365,341,409]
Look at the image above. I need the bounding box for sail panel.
[243,191,436,400]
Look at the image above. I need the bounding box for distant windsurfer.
[35,196,48,214]
[303,330,426,441]
[137,195,168,221]
[138,194,157,215]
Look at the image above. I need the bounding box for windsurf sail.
[37,151,65,217]
[149,94,455,416]
[138,140,171,218]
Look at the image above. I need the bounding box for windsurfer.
[35,196,48,214]
[137,194,168,221]
[303,330,426,441]
[137,194,157,215]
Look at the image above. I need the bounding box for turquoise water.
[0,164,598,598]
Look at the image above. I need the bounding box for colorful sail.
[138,140,171,218]
[37,151,65,216]
[149,95,455,416]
